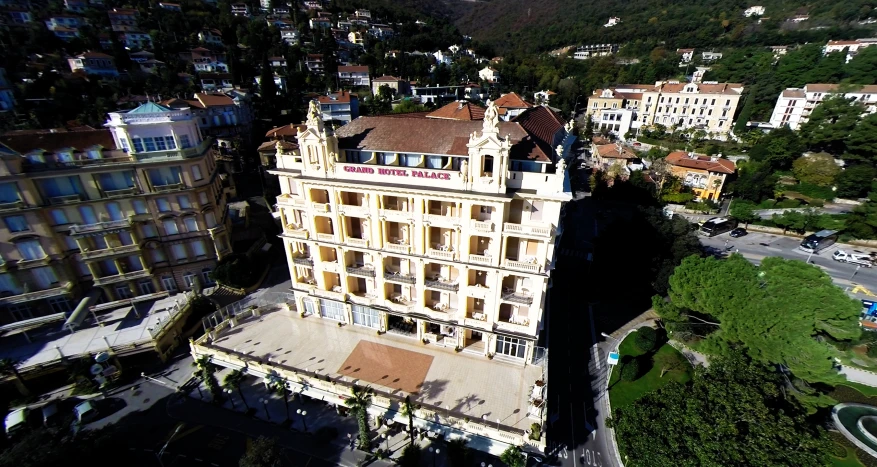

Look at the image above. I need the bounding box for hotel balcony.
[49,194,83,205]
[313,216,336,243]
[384,271,416,284]
[468,254,493,266]
[338,204,369,216]
[80,243,140,261]
[70,219,133,236]
[0,200,25,212]
[0,281,73,306]
[102,187,140,198]
[424,278,459,292]
[463,312,491,331]
[151,182,185,193]
[501,290,534,305]
[337,191,369,216]
[503,222,553,237]
[385,299,416,313]
[345,236,369,248]
[495,303,531,333]
[384,241,411,254]
[93,268,151,286]
[311,202,330,213]
[424,200,460,227]
[379,208,414,223]
[504,258,542,274]
[276,194,307,207]
[283,223,309,239]
[427,247,455,261]
[346,264,376,278]
[470,219,494,233]
[292,255,314,267]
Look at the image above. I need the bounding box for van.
[4,408,29,436]
[73,400,97,424]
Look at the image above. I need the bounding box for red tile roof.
[258,140,298,152]
[512,106,565,148]
[666,151,735,174]
[317,90,357,104]
[195,92,236,107]
[658,82,743,95]
[265,124,306,138]
[335,115,548,160]
[426,101,485,121]
[494,92,533,109]
[373,75,402,82]
[0,129,116,154]
[595,143,638,159]
[79,52,114,59]
[338,65,370,73]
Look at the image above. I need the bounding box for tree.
[344,384,374,449]
[223,369,250,411]
[798,95,863,155]
[259,56,278,119]
[195,355,223,403]
[654,348,687,377]
[500,446,526,467]
[446,439,472,467]
[582,114,594,140]
[239,436,281,467]
[633,327,657,353]
[834,164,876,199]
[609,352,831,466]
[663,255,861,384]
[729,200,758,226]
[730,161,778,202]
[401,395,415,445]
[792,153,840,187]
[847,112,877,163]
[621,358,641,381]
[210,255,256,289]
[397,444,421,467]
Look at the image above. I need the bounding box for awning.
[64,289,102,332]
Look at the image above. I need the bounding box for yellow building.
[665,151,736,201]
[0,101,233,325]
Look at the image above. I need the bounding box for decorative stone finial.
[306,99,322,128]
[482,99,499,134]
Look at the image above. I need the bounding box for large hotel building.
[272,100,573,362]
[0,100,233,325]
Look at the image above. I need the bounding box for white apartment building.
[271,99,571,363]
[573,44,619,60]
[587,81,744,139]
[768,83,877,130]
[823,38,877,63]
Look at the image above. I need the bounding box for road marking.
[570,402,577,467]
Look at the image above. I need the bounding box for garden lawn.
[608,339,693,409]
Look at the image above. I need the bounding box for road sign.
[607,352,620,365]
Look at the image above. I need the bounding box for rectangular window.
[147,166,182,187]
[4,215,28,232]
[106,202,124,221]
[199,192,209,205]
[132,138,144,152]
[183,217,198,232]
[155,137,167,151]
[162,275,178,292]
[40,176,83,198]
[178,196,192,210]
[0,273,20,295]
[139,280,156,294]
[151,249,166,263]
[180,135,191,149]
[118,231,133,245]
[171,243,187,260]
[63,235,78,251]
[156,198,171,212]
[0,183,19,203]
[97,171,136,192]
[132,199,147,214]
[205,211,217,228]
[50,209,68,225]
[101,259,118,275]
[31,266,58,289]
[163,219,179,235]
[496,335,526,359]
[192,240,207,257]
[141,223,158,238]
[115,285,133,299]
[17,240,44,261]
[319,299,346,321]
[351,305,380,328]
[165,136,176,149]
[48,297,73,314]
[192,165,203,181]
[144,138,156,152]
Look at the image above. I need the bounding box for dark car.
[730,227,747,238]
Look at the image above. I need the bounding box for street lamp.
[296,409,308,432]
[381,432,388,451]
[224,388,235,409]
[259,398,270,420]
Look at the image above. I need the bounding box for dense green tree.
[344,384,374,449]
[661,255,861,384]
[609,352,831,467]
[847,113,877,163]
[845,199,877,240]
[729,200,758,226]
[729,161,778,202]
[798,95,863,155]
[792,153,840,186]
[500,446,526,467]
[238,436,281,467]
[835,164,877,198]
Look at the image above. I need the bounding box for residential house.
[338,65,370,87]
[190,48,228,72]
[573,44,619,59]
[701,51,723,62]
[533,90,556,105]
[259,124,304,175]
[254,74,286,92]
[309,17,331,29]
[161,91,254,146]
[108,8,138,32]
[230,3,249,17]
[273,6,290,16]
[640,81,743,139]
[198,72,234,92]
[665,151,736,201]
[494,92,534,121]
[604,17,621,27]
[677,48,695,64]
[5,7,33,24]
[743,6,765,16]
[0,104,233,326]
[465,83,485,101]
[50,26,80,41]
[120,31,153,50]
[823,38,877,63]
[585,85,653,138]
[348,31,365,46]
[372,76,408,96]
[45,15,86,39]
[259,0,269,11]
[305,54,324,74]
[64,0,87,12]
[368,24,393,39]
[67,52,119,78]
[268,56,287,68]
[424,101,486,121]
[138,59,164,74]
[128,50,154,63]
[592,142,642,172]
[354,8,370,19]
[198,29,223,47]
[478,66,500,84]
[433,50,452,66]
[303,0,320,9]
[280,29,300,45]
[317,91,359,124]
[768,83,877,130]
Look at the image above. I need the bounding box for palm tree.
[400,396,415,445]
[0,358,29,396]
[268,377,290,421]
[223,369,249,411]
[344,384,374,449]
[195,355,222,403]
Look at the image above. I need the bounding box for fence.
[147,291,195,339]
[201,291,296,331]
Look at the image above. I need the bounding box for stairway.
[206,284,246,308]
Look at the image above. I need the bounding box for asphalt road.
[545,198,614,467]
[699,230,877,296]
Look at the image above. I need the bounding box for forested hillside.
[450,0,876,53]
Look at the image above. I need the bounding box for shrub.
[209,254,256,288]
[634,327,658,353]
[868,345,877,359]
[621,359,640,381]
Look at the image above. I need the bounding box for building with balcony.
[768,83,877,130]
[823,39,877,63]
[120,31,153,50]
[572,44,619,60]
[637,81,744,139]
[107,8,138,32]
[585,85,654,138]
[256,99,571,453]
[0,102,233,326]
[665,151,736,201]
[161,91,254,146]
[317,91,359,125]
[67,52,119,78]
[337,65,370,87]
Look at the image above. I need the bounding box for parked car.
[73,400,98,424]
[5,407,29,436]
[729,227,747,238]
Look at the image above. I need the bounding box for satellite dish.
[90,364,104,376]
[95,352,111,363]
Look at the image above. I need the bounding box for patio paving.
[210,308,544,431]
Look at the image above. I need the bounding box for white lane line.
[570,403,578,467]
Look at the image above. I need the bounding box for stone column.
[101,286,115,302]
[127,281,138,297]
[86,262,101,279]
